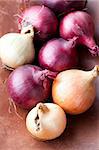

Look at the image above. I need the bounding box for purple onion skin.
[60,11,99,56]
[7,65,51,109]
[42,0,87,15]
[38,38,78,72]
[18,5,58,42]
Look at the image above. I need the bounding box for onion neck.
[64,37,78,49]
[37,103,49,113]
[34,103,49,131]
[42,69,58,79]
[90,65,99,80]
[33,69,57,85]
[38,70,58,81]
[21,25,34,37]
[81,36,99,56]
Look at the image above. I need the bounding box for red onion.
[42,0,87,15]
[38,38,78,72]
[18,5,58,41]
[7,65,57,109]
[60,11,99,55]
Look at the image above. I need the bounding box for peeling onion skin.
[26,103,67,141]
[52,66,99,115]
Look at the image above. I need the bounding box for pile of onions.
[1,0,98,142]
[52,65,99,115]
[26,103,67,141]
[42,0,87,15]
[38,38,78,72]
[7,65,57,109]
[18,5,58,41]
[60,11,99,56]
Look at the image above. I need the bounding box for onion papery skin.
[7,65,51,109]
[18,5,58,42]
[60,11,99,55]
[38,38,78,72]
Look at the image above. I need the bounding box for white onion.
[0,25,35,69]
[26,103,67,141]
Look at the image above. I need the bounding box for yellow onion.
[52,65,99,115]
[0,25,35,70]
[26,103,67,141]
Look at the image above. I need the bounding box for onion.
[52,65,99,115]
[42,0,87,15]
[0,25,35,70]
[7,65,57,109]
[18,5,58,41]
[26,103,67,141]
[38,38,78,72]
[60,11,99,55]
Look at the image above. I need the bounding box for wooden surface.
[0,1,99,150]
